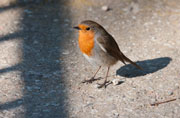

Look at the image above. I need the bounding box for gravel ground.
[0,0,180,118]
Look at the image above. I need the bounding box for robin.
[74,20,142,88]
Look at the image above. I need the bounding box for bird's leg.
[98,67,110,88]
[82,66,101,83]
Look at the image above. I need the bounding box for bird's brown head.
[73,20,105,56]
[73,20,106,35]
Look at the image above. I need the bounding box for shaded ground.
[0,0,180,118]
[0,0,72,117]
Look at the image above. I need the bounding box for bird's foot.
[82,77,102,84]
[97,81,112,88]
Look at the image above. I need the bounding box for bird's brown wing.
[96,34,142,70]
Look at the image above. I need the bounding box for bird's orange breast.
[78,30,94,56]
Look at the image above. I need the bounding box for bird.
[73,20,142,88]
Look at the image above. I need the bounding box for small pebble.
[53,19,59,22]
[101,5,110,11]
[168,91,173,96]
[64,19,70,22]
[113,112,119,118]
[55,60,60,63]
[112,79,123,85]
[62,51,69,55]
[94,84,99,88]
[94,84,103,91]
[17,100,23,104]
[33,40,38,44]
[130,2,139,13]
[26,86,32,91]
[24,9,32,14]
[85,103,93,107]
[14,21,19,25]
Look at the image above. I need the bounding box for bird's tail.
[121,53,143,70]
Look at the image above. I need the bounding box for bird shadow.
[116,57,172,78]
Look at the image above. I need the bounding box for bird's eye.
[86,27,90,30]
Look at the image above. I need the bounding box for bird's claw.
[97,81,111,88]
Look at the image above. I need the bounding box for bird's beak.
[73,26,81,30]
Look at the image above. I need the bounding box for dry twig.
[151,98,177,106]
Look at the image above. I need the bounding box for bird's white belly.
[83,54,100,66]
[83,49,118,67]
